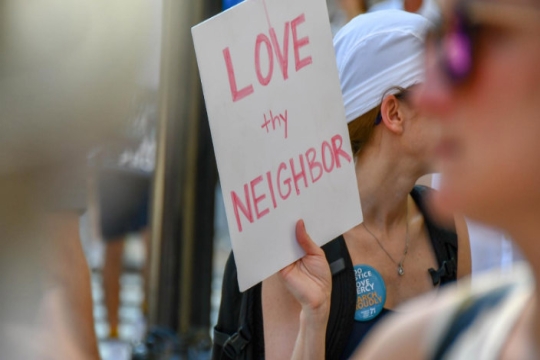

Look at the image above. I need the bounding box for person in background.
[98,166,151,339]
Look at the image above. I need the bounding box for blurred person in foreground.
[0,1,153,358]
[282,0,540,358]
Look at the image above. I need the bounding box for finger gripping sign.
[354,265,386,321]
[192,0,362,291]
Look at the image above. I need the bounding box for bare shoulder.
[351,281,472,359]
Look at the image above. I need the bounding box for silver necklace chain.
[362,201,409,276]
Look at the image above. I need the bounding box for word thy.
[261,109,288,139]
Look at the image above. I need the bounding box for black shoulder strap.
[410,185,458,286]
[213,236,357,360]
[322,236,356,360]
[212,252,257,360]
[214,294,252,359]
[322,235,348,276]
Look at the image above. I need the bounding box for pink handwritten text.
[230,134,352,232]
[224,13,313,103]
[261,109,288,139]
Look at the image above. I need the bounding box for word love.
[261,109,288,139]
[231,134,352,232]
[223,13,312,102]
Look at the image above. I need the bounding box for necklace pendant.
[398,265,404,276]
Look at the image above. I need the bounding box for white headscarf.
[333,10,431,123]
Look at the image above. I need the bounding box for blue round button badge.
[353,264,386,321]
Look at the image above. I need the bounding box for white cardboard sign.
[192,0,362,291]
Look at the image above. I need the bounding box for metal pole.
[144,0,221,358]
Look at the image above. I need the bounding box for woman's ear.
[380,95,405,135]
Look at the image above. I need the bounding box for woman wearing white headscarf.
[245,10,471,360]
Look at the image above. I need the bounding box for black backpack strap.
[213,330,232,352]
[322,236,356,360]
[214,289,253,359]
[212,252,257,360]
[323,235,347,276]
[410,185,458,286]
[214,237,357,360]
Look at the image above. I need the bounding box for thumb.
[296,219,322,256]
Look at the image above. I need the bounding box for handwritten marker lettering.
[223,13,312,103]
[291,13,312,72]
[269,23,290,80]
[261,109,288,138]
[255,33,274,86]
[230,134,352,232]
[223,47,254,102]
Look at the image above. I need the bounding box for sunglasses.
[428,0,540,84]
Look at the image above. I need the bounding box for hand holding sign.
[192,0,362,291]
[279,220,332,316]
